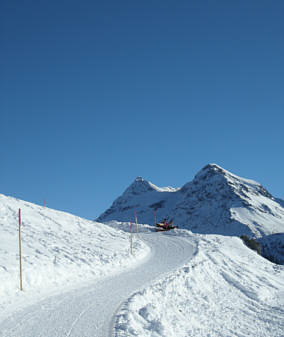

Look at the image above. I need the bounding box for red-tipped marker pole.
[18,209,23,291]
[130,222,133,255]
[134,211,138,233]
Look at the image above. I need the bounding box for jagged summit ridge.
[197,163,226,175]
[97,164,284,238]
[192,164,273,203]
[125,176,179,195]
[125,176,155,195]
[195,163,259,186]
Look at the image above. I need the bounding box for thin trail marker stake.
[44,199,46,207]
[130,222,133,255]
[18,208,23,291]
[134,211,138,233]
[154,211,157,226]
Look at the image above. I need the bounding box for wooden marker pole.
[154,211,157,226]
[134,211,138,233]
[18,208,23,291]
[130,222,133,255]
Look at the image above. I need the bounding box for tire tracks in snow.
[0,232,195,337]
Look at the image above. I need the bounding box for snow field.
[0,229,196,337]
[1,192,283,337]
[0,194,149,321]
[114,231,284,337]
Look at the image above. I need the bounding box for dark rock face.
[258,233,284,265]
[276,198,284,208]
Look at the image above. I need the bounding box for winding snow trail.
[0,232,195,337]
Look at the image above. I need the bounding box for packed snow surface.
[114,231,284,337]
[0,220,195,337]
[1,193,284,337]
[0,194,148,321]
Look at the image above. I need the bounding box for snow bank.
[0,194,149,321]
[114,231,284,337]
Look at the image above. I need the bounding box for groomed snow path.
[0,232,195,337]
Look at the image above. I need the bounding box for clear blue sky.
[1,0,283,219]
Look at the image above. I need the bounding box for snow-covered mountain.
[97,164,284,238]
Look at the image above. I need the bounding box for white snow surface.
[0,214,195,337]
[114,231,284,337]
[1,193,284,337]
[0,193,149,321]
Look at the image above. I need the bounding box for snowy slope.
[97,164,284,238]
[0,230,195,337]
[0,193,148,320]
[1,190,283,337]
[114,231,284,337]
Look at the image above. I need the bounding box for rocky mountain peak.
[191,164,273,202]
[194,163,231,182]
[200,163,226,174]
[125,176,155,196]
[97,164,284,239]
[180,163,229,197]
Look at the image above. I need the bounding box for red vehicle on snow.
[155,219,178,231]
